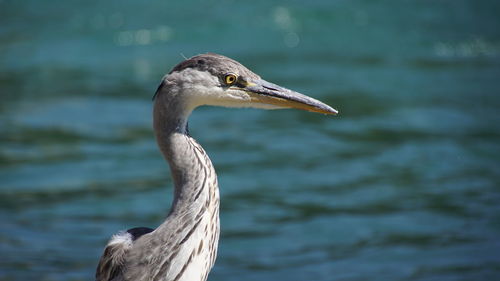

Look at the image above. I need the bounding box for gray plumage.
[95,53,337,281]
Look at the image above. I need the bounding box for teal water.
[1,0,500,280]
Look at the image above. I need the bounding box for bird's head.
[154,53,338,115]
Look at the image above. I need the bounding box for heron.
[95,53,337,281]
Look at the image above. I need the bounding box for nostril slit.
[263,85,279,91]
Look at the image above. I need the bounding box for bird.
[95,53,337,281]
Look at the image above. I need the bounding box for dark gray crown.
[169,53,259,79]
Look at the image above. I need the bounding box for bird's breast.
[175,204,220,281]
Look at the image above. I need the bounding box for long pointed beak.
[243,79,338,115]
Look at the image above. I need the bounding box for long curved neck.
[153,92,218,217]
[150,90,220,281]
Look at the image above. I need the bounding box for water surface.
[1,0,500,280]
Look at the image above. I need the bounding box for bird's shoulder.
[95,227,154,281]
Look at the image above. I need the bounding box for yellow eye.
[224,73,237,85]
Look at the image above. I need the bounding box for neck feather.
[153,90,218,215]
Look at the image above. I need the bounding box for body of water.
[1,0,500,280]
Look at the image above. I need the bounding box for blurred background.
[1,0,500,280]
